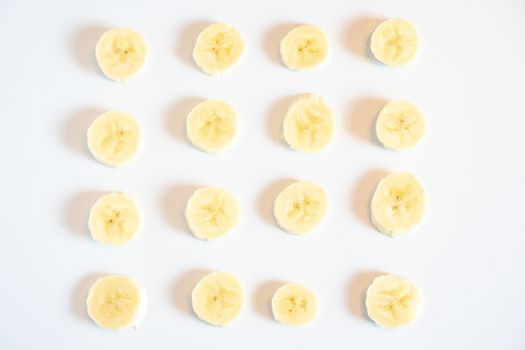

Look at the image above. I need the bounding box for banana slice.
[370,19,419,66]
[87,111,142,167]
[283,94,334,153]
[87,275,147,330]
[95,28,148,81]
[280,25,329,70]
[273,180,327,235]
[366,274,423,328]
[371,172,425,237]
[192,23,245,75]
[186,99,237,153]
[376,100,426,150]
[272,283,317,326]
[185,187,240,240]
[191,271,244,326]
[88,192,142,245]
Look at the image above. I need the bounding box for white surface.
[1,0,524,349]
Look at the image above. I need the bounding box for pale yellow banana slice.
[371,172,425,237]
[283,94,334,153]
[366,274,423,328]
[370,19,419,66]
[88,192,142,245]
[273,180,327,235]
[280,25,329,70]
[185,187,240,240]
[87,275,147,330]
[186,99,237,153]
[272,283,317,326]
[192,23,244,75]
[191,271,243,326]
[376,100,426,150]
[87,111,142,167]
[95,28,148,81]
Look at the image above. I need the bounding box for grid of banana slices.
[80,18,426,331]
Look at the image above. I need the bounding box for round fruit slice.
[370,19,419,66]
[283,94,334,153]
[185,187,240,240]
[272,283,317,326]
[87,111,142,167]
[376,100,426,150]
[191,271,244,326]
[87,275,147,330]
[273,180,327,235]
[95,28,148,81]
[366,274,423,328]
[192,23,245,75]
[88,192,142,245]
[186,99,237,153]
[371,172,425,237]
[280,25,329,70]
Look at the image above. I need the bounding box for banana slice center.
[384,112,420,141]
[387,112,416,130]
[198,205,227,226]
[387,186,418,217]
[101,288,135,317]
[193,195,230,228]
[101,123,135,154]
[199,114,231,141]
[383,27,417,61]
[376,287,412,320]
[385,29,405,60]
[100,208,128,237]
[112,39,136,63]
[296,38,321,55]
[205,284,237,311]
[283,295,308,315]
[287,193,320,223]
[296,110,324,145]
[208,33,234,61]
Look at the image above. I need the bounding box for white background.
[1,0,524,349]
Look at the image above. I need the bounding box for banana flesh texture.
[283,94,334,153]
[87,275,147,330]
[88,192,142,245]
[280,25,329,70]
[191,272,243,326]
[371,172,425,237]
[273,180,327,235]
[186,99,237,153]
[370,19,419,66]
[192,23,244,75]
[366,274,423,328]
[272,283,317,326]
[185,187,240,240]
[376,100,426,150]
[87,111,142,167]
[95,28,148,81]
